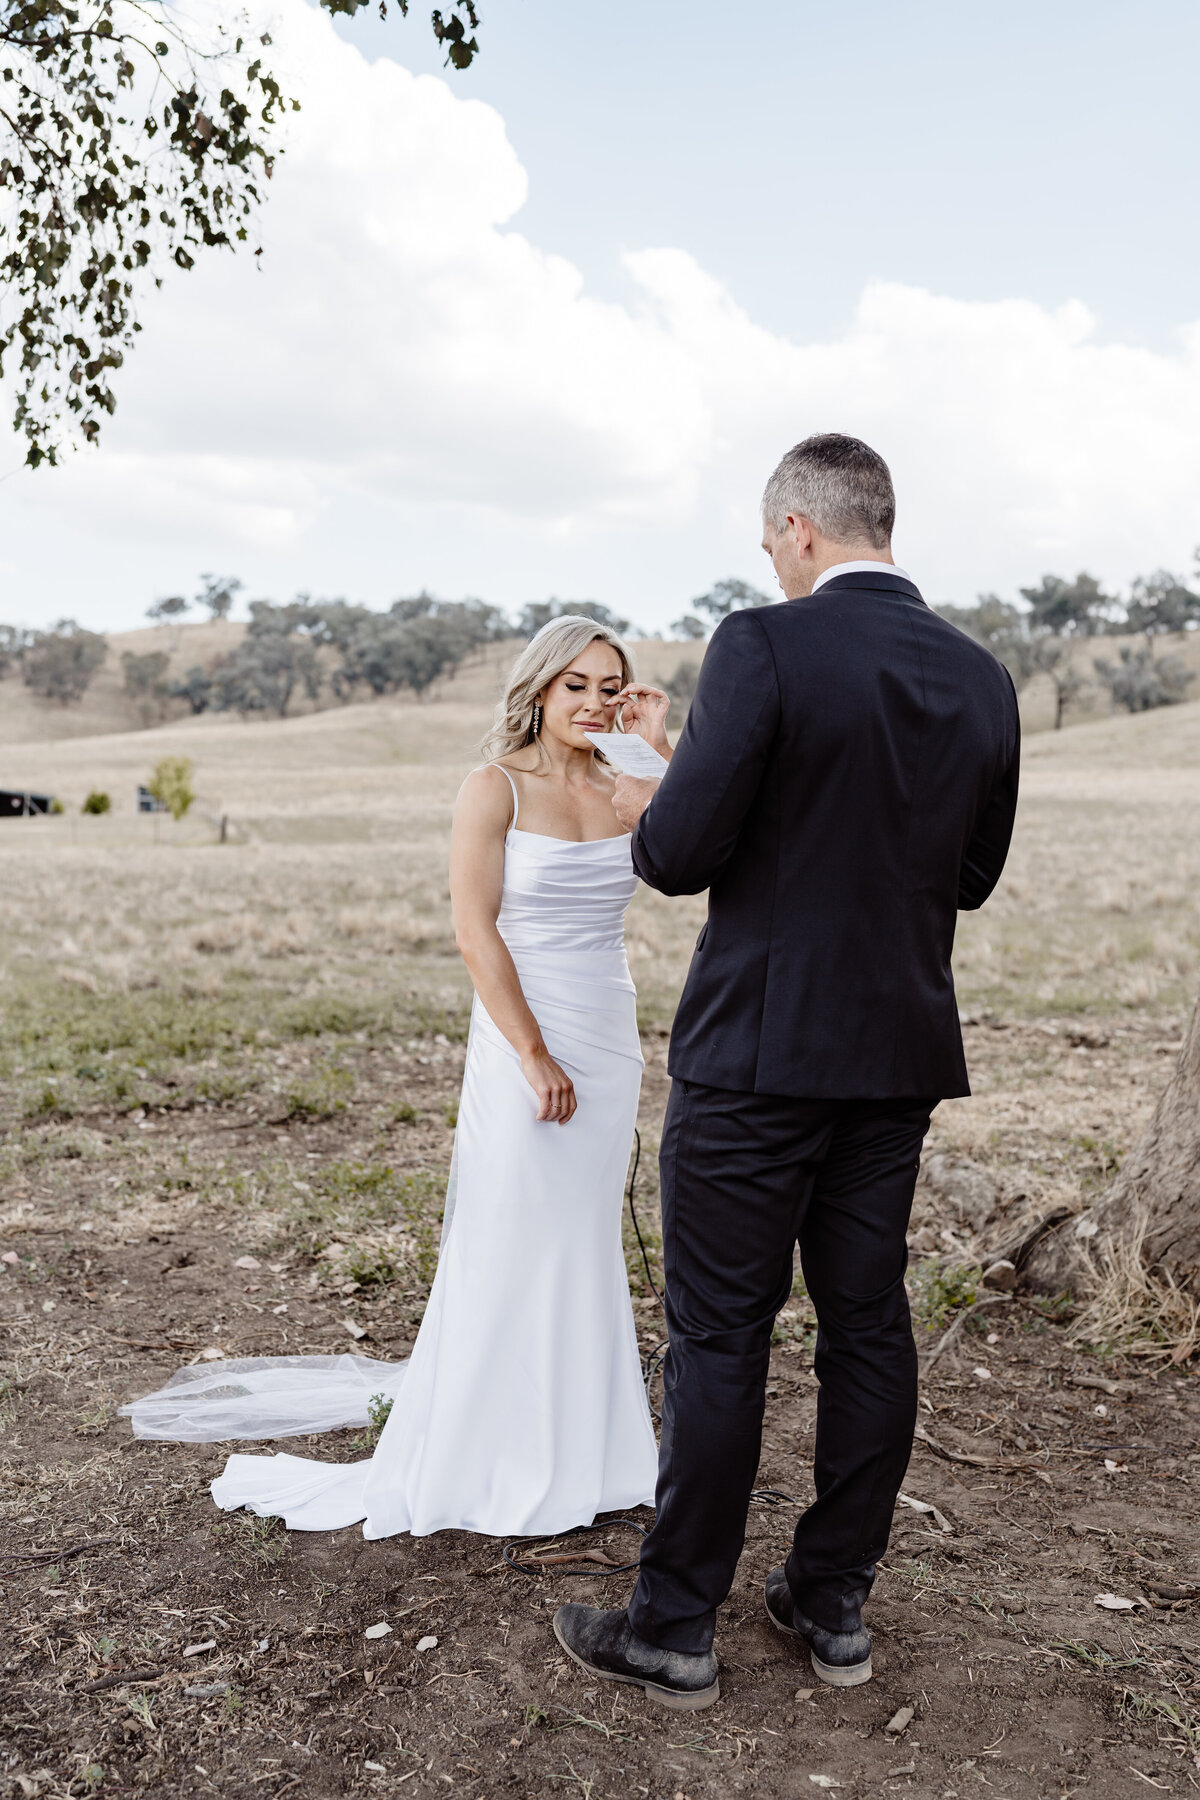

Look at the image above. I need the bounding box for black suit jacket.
[632,571,1020,1098]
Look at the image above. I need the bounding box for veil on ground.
[119,1108,463,1443]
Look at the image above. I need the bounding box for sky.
[2,0,1199,633]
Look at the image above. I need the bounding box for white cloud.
[626,254,1200,590]
[85,0,707,523]
[4,0,1200,627]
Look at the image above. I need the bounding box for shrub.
[145,756,195,820]
[909,1259,982,1332]
[1093,646,1195,713]
[351,1392,394,1452]
[343,1244,402,1286]
[81,791,111,815]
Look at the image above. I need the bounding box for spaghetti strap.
[472,762,519,830]
[494,764,519,829]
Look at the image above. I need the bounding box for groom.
[553,433,1020,1710]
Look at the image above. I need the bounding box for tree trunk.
[1023,989,1200,1292]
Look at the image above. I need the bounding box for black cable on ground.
[626,1128,664,1309]
[627,1127,669,1418]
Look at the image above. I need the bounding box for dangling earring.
[532,701,542,737]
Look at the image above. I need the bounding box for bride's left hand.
[615,684,671,752]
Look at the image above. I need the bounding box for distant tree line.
[937,560,1200,726]
[166,594,635,719]
[0,584,636,720]
[4,562,1197,727]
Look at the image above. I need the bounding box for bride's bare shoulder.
[455,762,520,831]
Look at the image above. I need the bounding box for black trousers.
[627,1080,936,1653]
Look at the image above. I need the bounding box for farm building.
[0,789,53,818]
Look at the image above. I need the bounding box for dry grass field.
[2,678,1200,1800]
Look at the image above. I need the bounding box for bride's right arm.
[449,767,578,1125]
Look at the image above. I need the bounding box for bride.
[121,616,674,1541]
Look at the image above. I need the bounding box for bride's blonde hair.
[482,616,635,761]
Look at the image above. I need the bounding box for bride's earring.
[532,701,542,737]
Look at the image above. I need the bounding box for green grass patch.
[212,1513,290,1569]
[1118,1687,1200,1748]
[909,1258,982,1332]
[259,1158,447,1286]
[277,1060,355,1121]
[0,960,472,1126]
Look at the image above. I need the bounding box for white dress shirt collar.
[811,560,912,594]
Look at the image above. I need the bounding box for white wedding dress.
[121,769,659,1538]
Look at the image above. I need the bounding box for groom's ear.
[786,513,815,556]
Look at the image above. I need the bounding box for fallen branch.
[510,1547,629,1570]
[914,1423,1050,1476]
[116,1338,199,1353]
[80,1667,165,1693]
[1067,1373,1128,1398]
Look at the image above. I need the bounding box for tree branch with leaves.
[0,0,482,465]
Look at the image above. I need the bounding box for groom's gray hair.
[762,434,895,550]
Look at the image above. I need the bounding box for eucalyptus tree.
[0,0,481,464]
[21,616,106,700]
[1124,569,1200,638]
[197,573,242,619]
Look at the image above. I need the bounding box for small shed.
[137,785,169,814]
[0,789,53,818]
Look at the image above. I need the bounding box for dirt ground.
[3,693,1200,1797]
[3,1015,1200,1800]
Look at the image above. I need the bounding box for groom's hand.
[612,774,660,832]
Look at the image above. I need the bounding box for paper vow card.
[586,730,669,778]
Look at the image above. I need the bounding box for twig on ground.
[914,1423,1050,1476]
[1,1540,117,1563]
[80,1667,166,1693]
[115,1337,199,1352]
